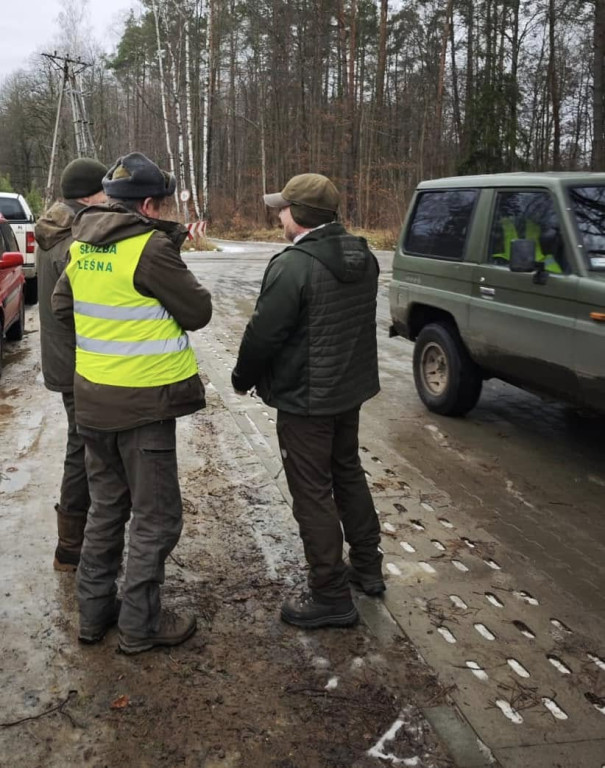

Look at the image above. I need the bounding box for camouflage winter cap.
[103,152,176,199]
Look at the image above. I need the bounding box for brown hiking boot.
[118,610,197,655]
[53,504,87,572]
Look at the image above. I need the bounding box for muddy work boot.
[118,611,197,655]
[347,565,386,596]
[78,600,122,645]
[280,593,359,629]
[53,504,87,572]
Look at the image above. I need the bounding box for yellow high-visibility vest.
[66,231,198,387]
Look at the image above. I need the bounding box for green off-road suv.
[389,173,605,416]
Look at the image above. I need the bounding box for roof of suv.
[417,172,605,190]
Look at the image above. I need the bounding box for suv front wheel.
[413,323,483,416]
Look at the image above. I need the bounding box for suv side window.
[405,189,478,260]
[488,190,569,274]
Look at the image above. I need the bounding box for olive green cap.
[264,173,340,213]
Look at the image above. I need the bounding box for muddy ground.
[0,334,454,768]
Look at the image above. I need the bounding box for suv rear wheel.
[413,322,482,416]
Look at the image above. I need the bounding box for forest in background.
[0,0,604,232]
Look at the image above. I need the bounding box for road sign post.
[180,189,191,224]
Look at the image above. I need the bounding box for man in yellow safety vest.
[53,152,212,653]
[492,216,563,273]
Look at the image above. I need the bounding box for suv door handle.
[480,286,496,297]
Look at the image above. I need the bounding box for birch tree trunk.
[151,0,179,214]
[184,16,201,219]
[435,0,454,170]
[594,0,605,169]
[200,0,212,220]
[548,0,561,168]
[161,9,187,211]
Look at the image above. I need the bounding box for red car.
[0,214,25,377]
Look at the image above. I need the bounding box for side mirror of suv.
[509,239,536,272]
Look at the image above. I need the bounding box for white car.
[0,193,37,304]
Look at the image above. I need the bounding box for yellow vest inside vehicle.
[66,231,198,387]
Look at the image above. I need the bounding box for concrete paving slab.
[423,706,496,768]
[493,741,605,768]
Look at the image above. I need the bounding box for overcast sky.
[0,0,140,83]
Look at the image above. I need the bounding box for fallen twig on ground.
[0,690,78,729]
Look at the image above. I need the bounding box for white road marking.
[466,661,489,681]
[496,700,523,724]
[437,627,457,644]
[474,624,496,641]
[507,658,530,678]
[449,595,468,610]
[542,697,568,720]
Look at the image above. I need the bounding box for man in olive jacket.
[53,152,212,653]
[35,157,107,571]
[232,173,384,629]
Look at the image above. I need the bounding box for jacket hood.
[291,223,375,283]
[34,200,83,250]
[71,202,188,248]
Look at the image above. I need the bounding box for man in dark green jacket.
[35,158,107,571]
[232,173,383,629]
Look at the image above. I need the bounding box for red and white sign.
[186,221,207,240]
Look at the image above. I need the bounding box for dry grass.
[189,214,399,251]
[207,224,399,250]
[209,222,284,243]
[350,227,399,251]
[181,234,221,252]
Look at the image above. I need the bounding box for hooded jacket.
[52,203,212,430]
[232,222,380,415]
[35,200,84,392]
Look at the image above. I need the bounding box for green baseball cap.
[264,173,340,213]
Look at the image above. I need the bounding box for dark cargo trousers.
[77,419,183,637]
[59,391,90,517]
[276,407,382,603]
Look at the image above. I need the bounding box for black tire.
[5,297,24,342]
[24,276,38,305]
[413,322,483,417]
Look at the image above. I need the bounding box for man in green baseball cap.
[232,173,384,629]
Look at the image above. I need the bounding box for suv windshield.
[568,186,605,270]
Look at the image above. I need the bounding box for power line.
[42,52,97,208]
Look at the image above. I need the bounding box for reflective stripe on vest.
[66,231,198,388]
